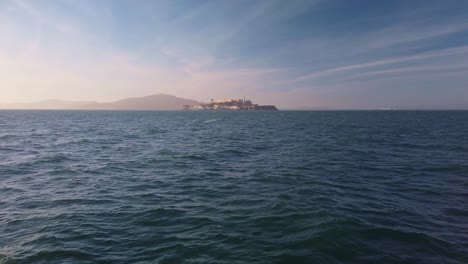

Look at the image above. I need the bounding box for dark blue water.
[1,111,467,263]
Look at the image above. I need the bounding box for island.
[183,98,277,110]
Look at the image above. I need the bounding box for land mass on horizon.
[2,94,468,110]
[186,98,277,110]
[0,94,278,110]
[0,94,199,110]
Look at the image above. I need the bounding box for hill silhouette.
[0,94,200,110]
[79,94,199,110]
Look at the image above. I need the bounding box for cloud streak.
[292,46,468,83]
[1,0,468,108]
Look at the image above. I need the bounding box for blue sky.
[1,0,468,109]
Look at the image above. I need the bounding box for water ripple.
[0,110,467,263]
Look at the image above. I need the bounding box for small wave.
[0,254,16,264]
[146,127,166,135]
[203,119,217,124]
[215,149,245,157]
[443,208,468,217]
[54,138,91,146]
[158,148,176,155]
[45,168,79,176]
[0,186,27,194]
[24,249,97,263]
[35,154,72,164]
[0,134,16,140]
[0,146,22,152]
[180,154,209,161]
[48,198,115,207]
[423,165,468,173]
[131,208,187,226]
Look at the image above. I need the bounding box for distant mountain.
[0,94,200,110]
[79,94,200,110]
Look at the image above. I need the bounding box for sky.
[1,0,468,109]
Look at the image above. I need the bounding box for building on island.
[184,98,277,111]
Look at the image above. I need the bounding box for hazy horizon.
[2,0,468,109]
[1,93,468,110]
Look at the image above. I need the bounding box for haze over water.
[1,110,467,263]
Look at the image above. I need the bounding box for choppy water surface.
[0,110,467,263]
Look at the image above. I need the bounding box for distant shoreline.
[2,109,468,111]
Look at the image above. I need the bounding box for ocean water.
[0,110,467,264]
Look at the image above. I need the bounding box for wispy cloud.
[1,0,468,108]
[10,0,72,35]
[345,63,468,81]
[292,46,468,83]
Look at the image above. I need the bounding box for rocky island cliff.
[184,98,277,111]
